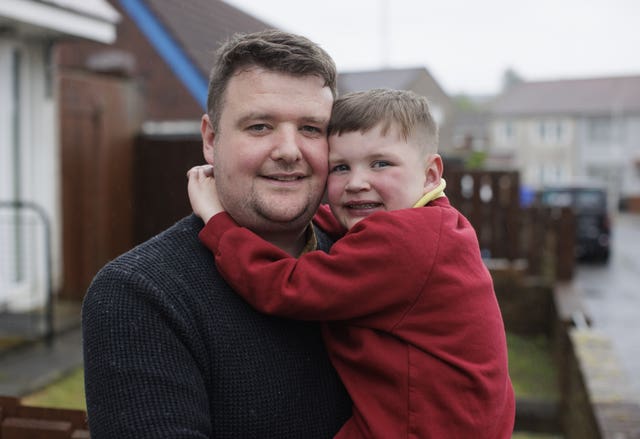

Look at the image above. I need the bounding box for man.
[82,30,351,438]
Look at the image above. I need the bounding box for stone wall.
[490,263,640,438]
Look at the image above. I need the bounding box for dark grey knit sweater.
[82,214,351,438]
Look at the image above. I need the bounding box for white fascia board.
[43,0,120,23]
[0,0,119,43]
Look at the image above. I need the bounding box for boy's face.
[327,123,436,230]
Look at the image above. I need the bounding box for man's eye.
[301,126,322,135]
[330,164,349,173]
[248,124,269,133]
[372,160,391,168]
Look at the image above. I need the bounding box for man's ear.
[423,154,443,192]
[201,114,215,165]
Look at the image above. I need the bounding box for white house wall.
[0,0,116,312]
[624,116,640,194]
[0,43,13,199]
[490,116,577,189]
[573,114,640,208]
[0,39,60,311]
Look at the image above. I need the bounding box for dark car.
[539,185,611,262]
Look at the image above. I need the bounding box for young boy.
[188,89,515,438]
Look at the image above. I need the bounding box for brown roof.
[146,0,274,77]
[57,0,277,120]
[492,75,640,116]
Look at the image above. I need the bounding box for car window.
[541,191,573,207]
[575,190,605,209]
[541,188,606,211]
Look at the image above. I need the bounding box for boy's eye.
[330,164,349,173]
[372,160,391,168]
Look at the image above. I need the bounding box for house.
[57,0,272,124]
[52,0,274,300]
[0,0,119,312]
[337,67,455,154]
[489,75,640,209]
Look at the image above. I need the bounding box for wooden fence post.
[0,396,90,438]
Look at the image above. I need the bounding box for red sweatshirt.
[199,197,515,438]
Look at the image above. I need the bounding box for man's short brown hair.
[207,29,337,131]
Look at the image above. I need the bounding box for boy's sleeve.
[199,210,440,329]
[312,204,347,240]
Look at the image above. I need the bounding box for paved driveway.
[574,212,640,402]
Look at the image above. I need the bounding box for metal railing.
[0,201,53,345]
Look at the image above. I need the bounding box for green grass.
[508,332,563,437]
[0,336,25,351]
[507,332,560,400]
[21,367,86,411]
[512,434,563,439]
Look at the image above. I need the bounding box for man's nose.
[271,127,302,162]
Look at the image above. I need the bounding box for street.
[574,212,640,401]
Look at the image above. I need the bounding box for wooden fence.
[446,169,575,281]
[59,70,143,300]
[0,396,88,438]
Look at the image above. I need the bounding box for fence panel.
[446,169,575,281]
[447,170,521,259]
[0,396,89,439]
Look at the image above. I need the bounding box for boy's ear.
[423,154,444,192]
[201,114,216,165]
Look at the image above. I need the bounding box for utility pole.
[380,0,390,67]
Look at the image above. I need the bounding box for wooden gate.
[59,71,142,300]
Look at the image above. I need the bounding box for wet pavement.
[574,212,640,402]
[0,300,83,397]
[0,327,82,396]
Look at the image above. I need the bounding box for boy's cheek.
[326,177,344,203]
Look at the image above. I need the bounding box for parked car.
[539,185,611,262]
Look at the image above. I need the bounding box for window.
[588,116,612,142]
[534,119,566,145]
[495,120,515,145]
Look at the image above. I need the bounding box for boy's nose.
[345,171,370,192]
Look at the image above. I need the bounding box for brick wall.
[56,1,203,121]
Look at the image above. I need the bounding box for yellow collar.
[300,224,318,254]
[413,178,447,208]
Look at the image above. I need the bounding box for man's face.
[202,67,333,238]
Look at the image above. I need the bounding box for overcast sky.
[223,0,640,96]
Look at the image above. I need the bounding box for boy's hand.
[187,165,224,224]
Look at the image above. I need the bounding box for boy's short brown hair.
[329,88,439,152]
[207,29,337,132]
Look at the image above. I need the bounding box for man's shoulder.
[93,215,208,282]
[128,214,199,255]
[84,214,223,315]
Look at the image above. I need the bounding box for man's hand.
[187,165,224,224]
